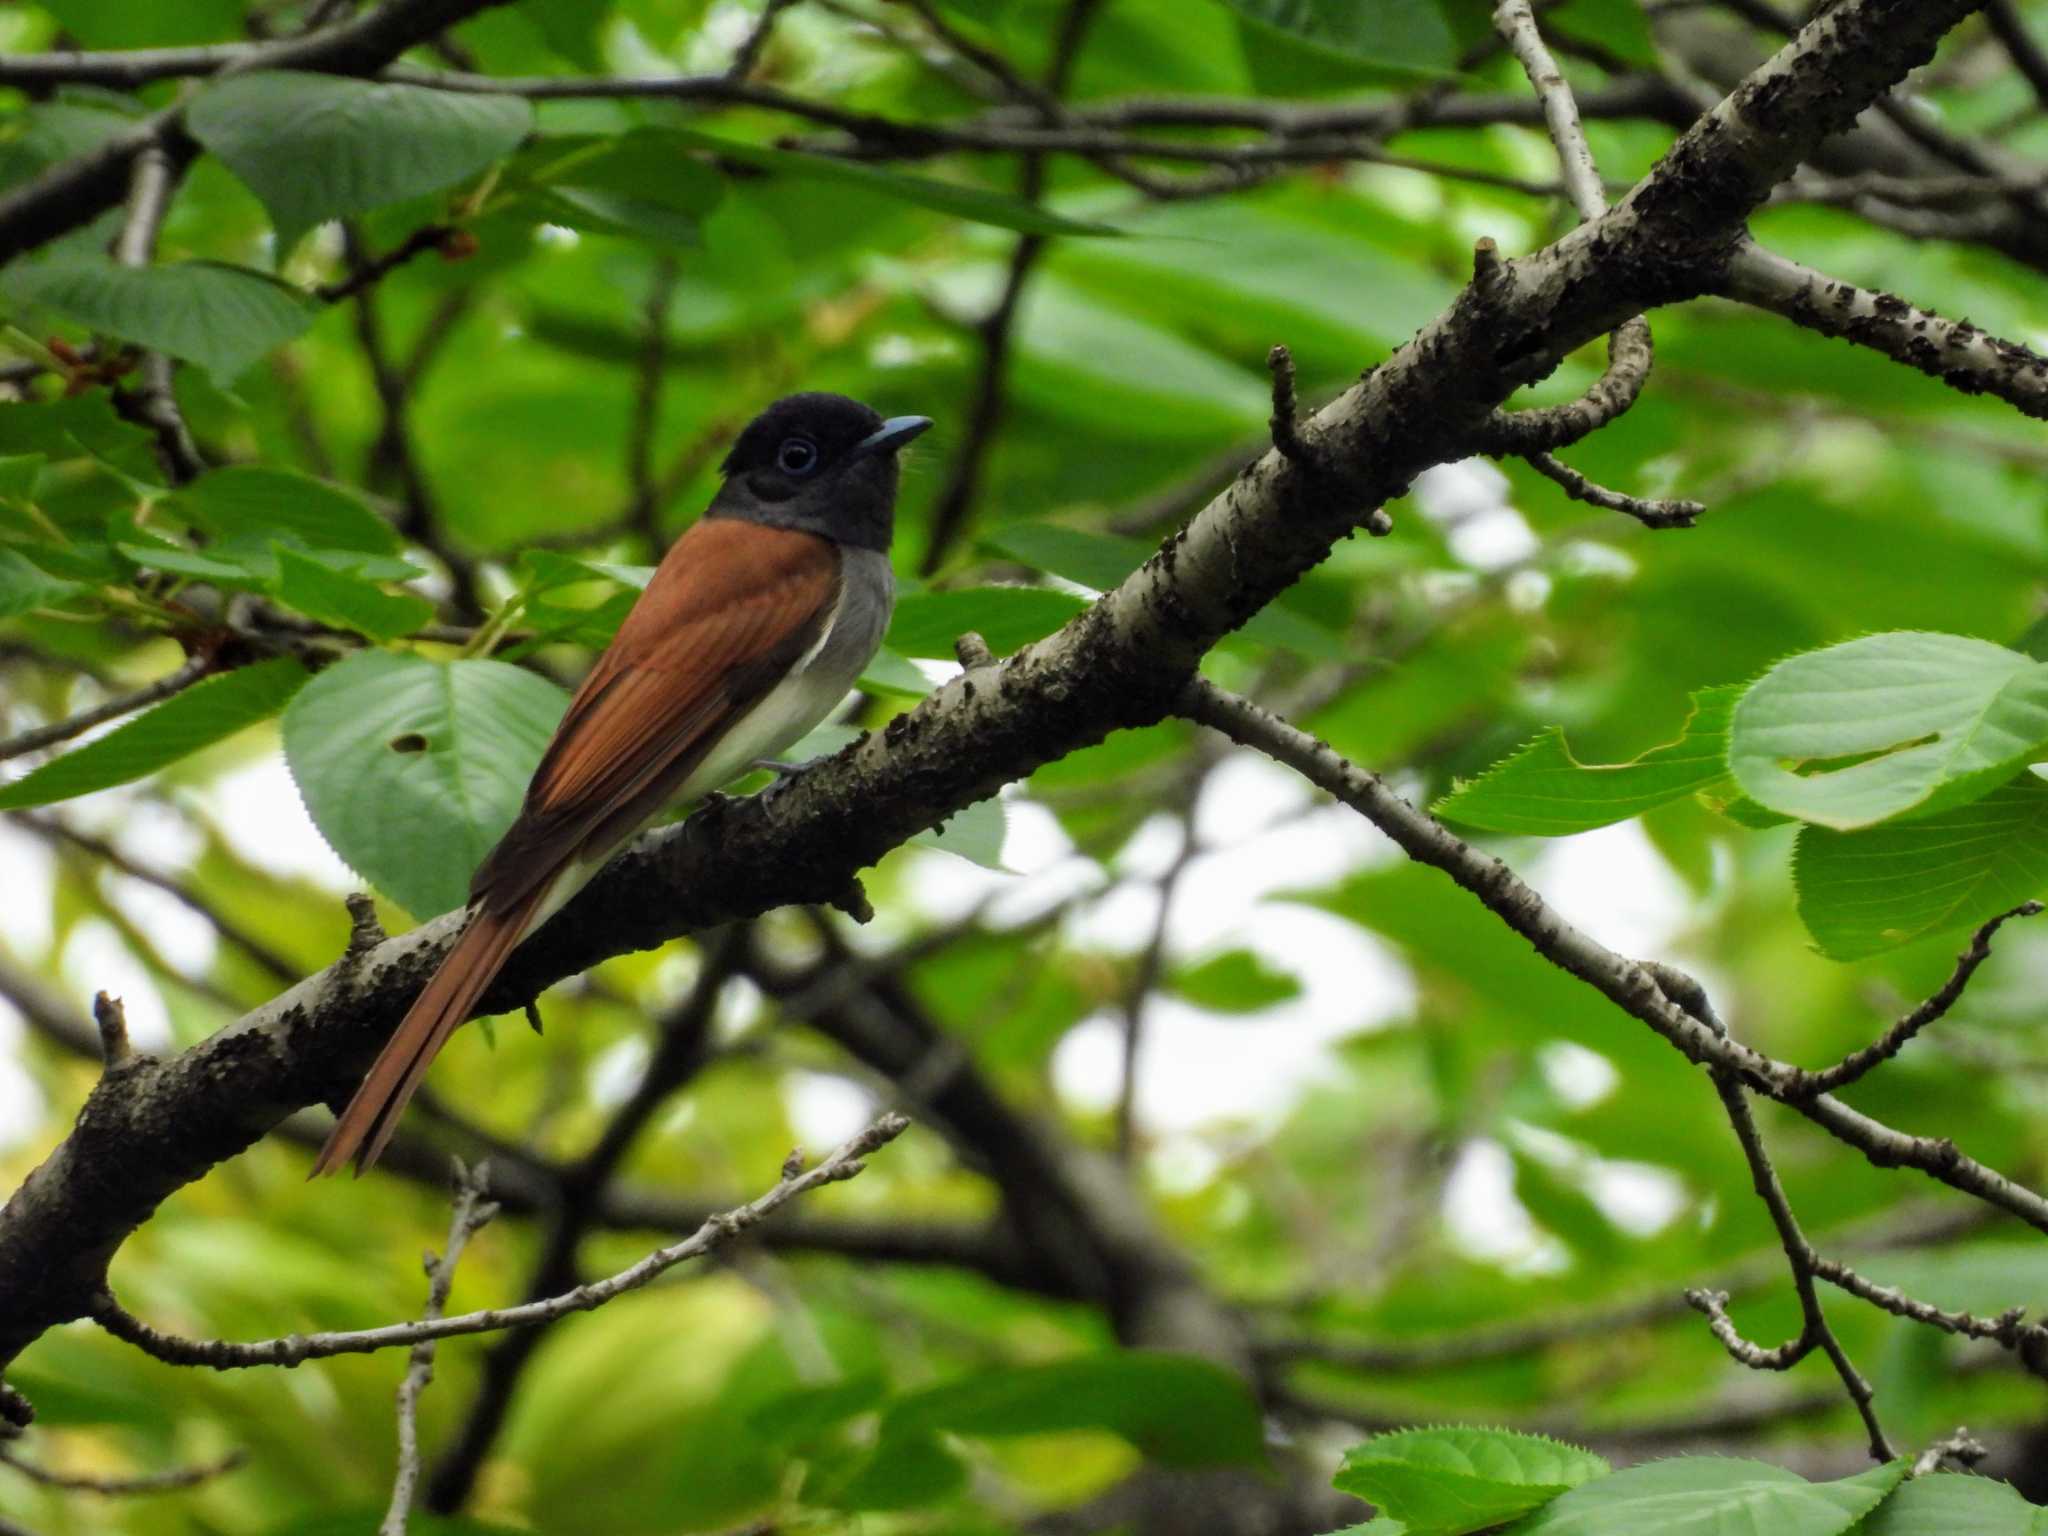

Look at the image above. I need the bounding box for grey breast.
[809,545,895,694]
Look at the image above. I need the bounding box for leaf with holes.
[281,651,568,918]
[0,658,309,810]
[1498,1456,1903,1536]
[1792,774,2048,959]
[1730,632,2048,830]
[0,256,318,385]
[1436,688,1740,835]
[188,71,533,248]
[1856,1472,2048,1535]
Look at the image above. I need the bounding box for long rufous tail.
[311,891,544,1177]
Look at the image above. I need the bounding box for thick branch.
[0,0,1999,1376]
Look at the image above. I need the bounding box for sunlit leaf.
[1730,633,2048,831]
[281,650,568,918]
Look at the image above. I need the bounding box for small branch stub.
[954,630,996,670]
[92,992,131,1067]
[1472,236,1502,285]
[1266,343,1392,537]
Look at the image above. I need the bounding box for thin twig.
[95,1117,907,1368]
[1791,903,2043,1097]
[624,256,682,548]
[110,145,204,484]
[1686,1065,1894,1462]
[0,1445,245,1495]
[726,0,803,80]
[315,223,457,304]
[381,1160,497,1536]
[1722,241,2048,422]
[0,655,211,763]
[917,0,1104,574]
[1524,449,1704,528]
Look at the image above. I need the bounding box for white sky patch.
[1538,1041,1619,1110]
[588,1033,650,1111]
[1414,458,1538,570]
[0,998,42,1152]
[201,755,355,891]
[783,1069,877,1148]
[0,820,55,958]
[1443,1137,1566,1274]
[1588,1160,1689,1238]
[1528,820,1693,959]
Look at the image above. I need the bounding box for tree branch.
[0,0,2004,1384]
[0,0,521,265]
[1791,902,2043,1098]
[94,1116,905,1368]
[0,654,212,764]
[1722,240,2048,419]
[382,1160,496,1536]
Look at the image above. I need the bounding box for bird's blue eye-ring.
[777,436,820,476]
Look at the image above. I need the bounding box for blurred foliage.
[3,0,2048,1533]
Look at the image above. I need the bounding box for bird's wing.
[470,516,842,911]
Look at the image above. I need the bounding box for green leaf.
[0,257,318,385]
[0,546,86,617]
[0,658,309,810]
[503,130,726,248]
[187,71,534,248]
[880,1352,1265,1468]
[273,545,435,641]
[173,465,401,556]
[1549,0,1658,67]
[860,647,936,698]
[1436,687,1740,835]
[1793,774,2048,960]
[281,651,569,918]
[1334,1427,1609,1536]
[1170,949,1301,1012]
[1730,633,2048,830]
[1855,1472,2048,1535]
[920,792,1010,870]
[1498,1456,1905,1536]
[828,1431,971,1511]
[667,128,1121,237]
[1213,0,1457,71]
[886,587,1087,658]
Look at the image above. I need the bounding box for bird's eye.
[776,436,820,476]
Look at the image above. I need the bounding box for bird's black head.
[709,392,931,554]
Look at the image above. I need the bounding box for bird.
[312,392,931,1176]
